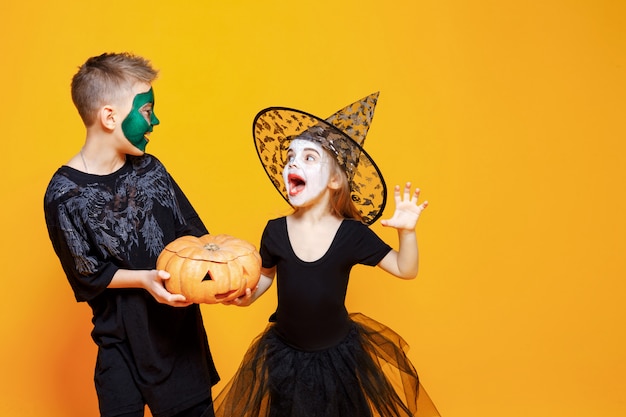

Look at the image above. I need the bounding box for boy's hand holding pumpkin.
[146,269,192,307]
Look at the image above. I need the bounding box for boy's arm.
[169,174,209,237]
[108,268,192,307]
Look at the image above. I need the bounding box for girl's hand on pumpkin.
[380,182,428,231]
[148,270,193,307]
[223,272,273,306]
[222,286,256,307]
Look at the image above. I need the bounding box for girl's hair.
[327,157,363,222]
[291,147,364,222]
[71,52,159,126]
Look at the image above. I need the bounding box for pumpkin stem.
[204,243,220,251]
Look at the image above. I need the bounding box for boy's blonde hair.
[71,52,159,127]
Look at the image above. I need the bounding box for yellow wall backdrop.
[1,1,625,416]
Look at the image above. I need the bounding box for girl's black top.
[260,217,392,350]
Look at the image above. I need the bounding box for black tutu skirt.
[214,313,440,417]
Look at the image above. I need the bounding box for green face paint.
[121,88,160,152]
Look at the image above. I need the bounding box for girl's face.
[283,139,332,207]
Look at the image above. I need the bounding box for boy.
[44,52,218,417]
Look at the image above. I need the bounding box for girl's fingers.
[394,184,402,202]
[394,182,420,202]
[413,188,421,203]
[393,182,425,208]
[403,182,412,201]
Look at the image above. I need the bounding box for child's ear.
[99,105,116,131]
[328,174,342,190]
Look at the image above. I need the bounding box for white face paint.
[282,139,332,207]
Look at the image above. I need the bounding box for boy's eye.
[139,104,153,117]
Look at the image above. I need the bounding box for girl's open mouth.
[287,173,306,196]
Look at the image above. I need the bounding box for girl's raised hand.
[380,182,428,231]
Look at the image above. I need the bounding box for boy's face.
[121,86,160,152]
[282,139,332,207]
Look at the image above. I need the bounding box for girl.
[215,93,440,417]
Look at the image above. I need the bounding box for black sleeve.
[259,219,280,269]
[44,179,118,302]
[169,175,209,238]
[348,221,392,266]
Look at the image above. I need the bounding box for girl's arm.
[378,230,419,279]
[377,182,428,279]
[222,266,276,306]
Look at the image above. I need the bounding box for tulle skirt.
[214,313,440,417]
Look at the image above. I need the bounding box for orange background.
[1,1,625,416]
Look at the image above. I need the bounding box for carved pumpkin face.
[156,234,262,304]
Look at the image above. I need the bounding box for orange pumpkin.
[156,234,262,304]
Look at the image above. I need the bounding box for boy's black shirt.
[44,153,219,395]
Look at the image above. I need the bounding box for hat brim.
[253,107,387,225]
